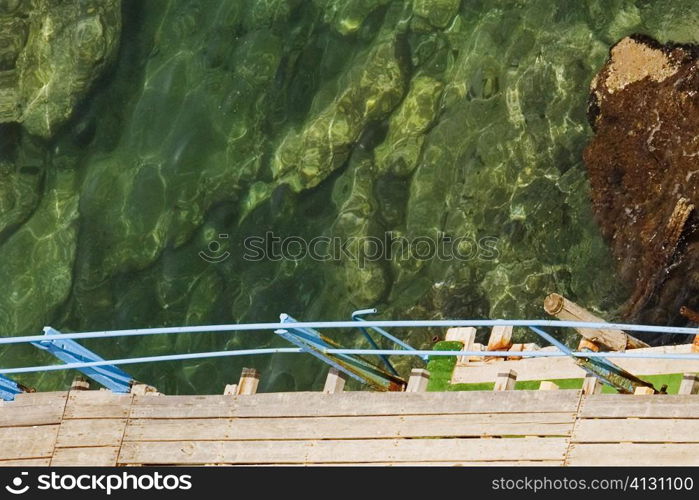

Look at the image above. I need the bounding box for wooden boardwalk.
[2,389,699,466]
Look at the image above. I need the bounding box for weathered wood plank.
[0,393,67,427]
[11,391,68,404]
[51,447,120,467]
[125,413,576,441]
[452,344,699,384]
[580,394,699,418]
[573,418,699,443]
[567,443,699,466]
[130,391,582,419]
[63,391,133,419]
[0,425,59,460]
[118,437,569,465]
[0,458,51,466]
[55,419,127,448]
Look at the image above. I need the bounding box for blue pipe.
[1,319,696,346]
[1,348,698,376]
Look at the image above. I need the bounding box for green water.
[1,0,697,394]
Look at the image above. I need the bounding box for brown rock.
[584,34,699,326]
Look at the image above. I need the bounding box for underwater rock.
[317,0,392,35]
[584,35,699,323]
[272,36,406,193]
[375,74,444,176]
[0,0,122,139]
[413,0,461,29]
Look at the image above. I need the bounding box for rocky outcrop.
[585,34,699,324]
[0,0,121,139]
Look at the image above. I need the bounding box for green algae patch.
[425,340,462,391]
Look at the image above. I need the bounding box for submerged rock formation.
[0,0,121,138]
[585,35,699,324]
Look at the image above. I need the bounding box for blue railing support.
[31,327,133,393]
[0,374,23,401]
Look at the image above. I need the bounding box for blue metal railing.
[0,313,698,398]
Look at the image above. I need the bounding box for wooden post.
[634,386,655,395]
[405,368,430,392]
[507,343,524,360]
[70,377,90,391]
[494,369,517,391]
[538,381,559,391]
[487,325,513,351]
[237,368,260,395]
[445,327,476,365]
[678,373,699,395]
[468,343,484,362]
[131,383,160,396]
[323,367,347,394]
[223,384,238,396]
[582,373,602,395]
[544,293,648,350]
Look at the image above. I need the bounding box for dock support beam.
[494,369,517,391]
[405,369,430,392]
[237,368,260,395]
[323,367,347,394]
[582,373,602,395]
[679,373,699,395]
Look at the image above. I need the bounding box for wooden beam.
[582,374,602,395]
[487,326,513,351]
[70,377,90,391]
[405,369,430,393]
[494,370,517,391]
[323,368,347,394]
[544,293,648,350]
[446,327,476,365]
[678,373,699,395]
[237,368,260,395]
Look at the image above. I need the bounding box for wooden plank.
[573,418,699,443]
[0,425,59,460]
[130,391,582,419]
[129,395,237,418]
[63,391,133,419]
[544,293,648,350]
[124,413,576,441]
[487,325,513,351]
[229,391,583,418]
[118,437,569,465]
[55,419,127,448]
[242,461,565,467]
[0,392,67,427]
[0,458,51,466]
[51,447,120,467]
[580,394,699,418]
[451,344,699,384]
[11,391,68,404]
[567,443,699,466]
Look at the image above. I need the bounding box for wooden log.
[323,368,347,394]
[634,386,655,395]
[678,373,699,395]
[445,327,476,365]
[582,374,602,395]
[487,325,513,351]
[237,368,260,395]
[539,381,559,391]
[544,293,648,350]
[494,370,517,391]
[405,369,430,393]
[70,377,90,391]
